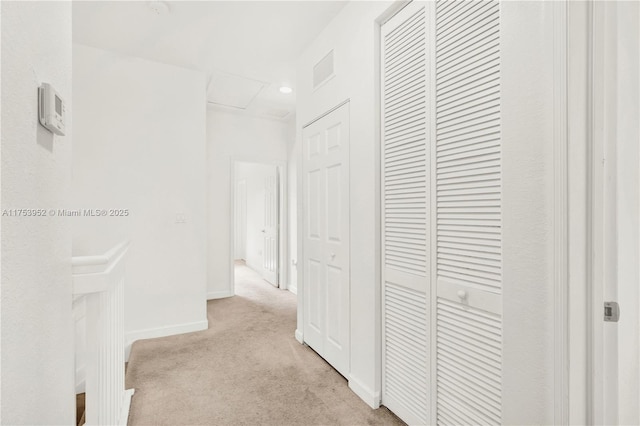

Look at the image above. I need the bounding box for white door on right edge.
[302,103,350,378]
[597,1,640,423]
[262,169,278,287]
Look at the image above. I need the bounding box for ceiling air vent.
[313,49,335,89]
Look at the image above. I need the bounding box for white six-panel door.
[302,103,350,378]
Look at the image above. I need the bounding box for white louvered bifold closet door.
[381,2,430,425]
[434,0,503,425]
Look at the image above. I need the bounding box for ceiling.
[72,1,347,120]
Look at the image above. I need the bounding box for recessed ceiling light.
[279,86,293,94]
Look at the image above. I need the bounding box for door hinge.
[604,301,620,322]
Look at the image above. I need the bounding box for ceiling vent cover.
[313,49,335,89]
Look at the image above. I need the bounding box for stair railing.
[72,240,134,426]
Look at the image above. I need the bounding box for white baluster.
[72,241,133,426]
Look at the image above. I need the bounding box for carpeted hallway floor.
[126,262,404,425]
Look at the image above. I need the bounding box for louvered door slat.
[386,9,424,43]
[386,144,425,158]
[438,143,500,161]
[387,66,427,92]
[438,64,500,97]
[435,1,502,425]
[381,3,430,425]
[437,4,498,47]
[437,93,499,119]
[437,44,500,77]
[437,1,478,27]
[438,368,502,409]
[437,355,501,394]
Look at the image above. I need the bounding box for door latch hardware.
[604,301,620,322]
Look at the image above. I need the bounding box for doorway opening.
[231,160,287,294]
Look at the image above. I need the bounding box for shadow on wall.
[37,118,54,152]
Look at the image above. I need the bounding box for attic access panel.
[207,72,267,109]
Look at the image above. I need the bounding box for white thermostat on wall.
[38,83,66,136]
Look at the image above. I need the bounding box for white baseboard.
[288,284,297,295]
[118,388,135,426]
[295,329,304,344]
[348,374,381,409]
[125,320,209,360]
[207,289,233,300]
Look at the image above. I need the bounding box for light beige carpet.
[126,263,404,426]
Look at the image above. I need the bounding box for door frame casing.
[234,179,247,260]
[295,100,351,344]
[229,158,287,294]
[297,101,351,371]
[583,1,640,423]
[568,3,612,421]
[566,1,591,423]
[567,0,640,422]
[553,1,570,424]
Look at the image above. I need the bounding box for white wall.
[501,2,559,423]
[72,44,208,353]
[207,109,289,299]
[234,179,247,260]
[235,162,276,273]
[1,2,75,423]
[295,0,394,407]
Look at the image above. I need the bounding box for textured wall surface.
[502,2,556,424]
[72,44,208,353]
[1,2,75,424]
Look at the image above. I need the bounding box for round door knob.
[330,253,336,259]
[457,290,468,300]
